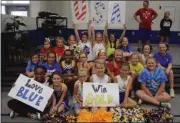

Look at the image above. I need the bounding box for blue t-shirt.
[25,60,39,72]
[117,45,132,53]
[138,66,167,95]
[42,62,62,73]
[154,52,172,68]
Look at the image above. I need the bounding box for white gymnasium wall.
[47,1,180,31]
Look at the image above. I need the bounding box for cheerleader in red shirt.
[40,38,52,61]
[53,37,66,62]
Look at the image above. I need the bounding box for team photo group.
[7,0,175,122]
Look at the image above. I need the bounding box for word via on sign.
[25,79,43,94]
[85,93,113,105]
[16,86,44,106]
[92,84,107,93]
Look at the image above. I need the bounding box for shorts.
[74,103,80,110]
[160,30,170,37]
[119,92,125,104]
[138,28,151,41]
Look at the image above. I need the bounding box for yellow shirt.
[106,40,119,56]
[130,63,144,72]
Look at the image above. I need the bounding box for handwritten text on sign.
[83,82,119,107]
[8,74,54,112]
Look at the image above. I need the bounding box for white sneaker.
[37,113,41,120]
[131,91,135,98]
[170,89,175,98]
[138,99,143,105]
[161,102,171,110]
[10,111,18,118]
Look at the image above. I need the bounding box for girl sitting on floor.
[41,52,62,78]
[108,50,123,81]
[117,37,133,61]
[154,42,175,97]
[89,59,111,113]
[73,69,89,115]
[140,44,153,66]
[61,49,78,95]
[73,21,93,62]
[49,71,69,113]
[115,62,137,108]
[53,37,66,62]
[104,23,126,57]
[136,57,171,109]
[40,38,52,62]
[25,53,40,78]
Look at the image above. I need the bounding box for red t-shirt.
[108,61,121,76]
[40,47,51,54]
[53,46,65,56]
[135,8,157,29]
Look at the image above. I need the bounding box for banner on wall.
[83,82,119,107]
[8,74,54,112]
[90,1,108,27]
[108,1,126,28]
[71,0,89,24]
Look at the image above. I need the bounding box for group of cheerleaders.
[8,21,174,120]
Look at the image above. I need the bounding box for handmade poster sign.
[71,0,89,23]
[8,74,54,112]
[108,1,126,28]
[90,1,108,27]
[83,82,119,107]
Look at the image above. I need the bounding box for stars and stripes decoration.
[110,3,121,24]
[73,0,87,20]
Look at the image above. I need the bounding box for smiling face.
[159,43,167,55]
[165,11,170,18]
[68,35,76,46]
[81,34,88,42]
[34,68,45,83]
[143,45,151,54]
[79,53,87,63]
[122,37,128,47]
[146,58,157,71]
[56,39,64,47]
[96,33,103,43]
[44,41,51,49]
[131,54,139,65]
[78,70,88,82]
[114,50,123,61]
[120,65,130,76]
[98,52,106,59]
[52,74,62,86]
[110,34,116,42]
[64,50,73,63]
[95,63,105,76]
[47,53,55,65]
[31,54,39,64]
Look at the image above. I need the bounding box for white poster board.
[71,0,89,23]
[8,74,54,112]
[90,1,108,28]
[83,82,119,107]
[108,1,126,28]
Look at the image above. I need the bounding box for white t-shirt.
[116,75,130,92]
[92,42,106,59]
[92,74,109,83]
[78,40,93,61]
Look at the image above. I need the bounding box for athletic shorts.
[119,92,125,104]
[138,28,151,41]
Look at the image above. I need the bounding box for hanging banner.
[90,1,108,28]
[83,82,119,107]
[108,1,126,28]
[71,0,89,23]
